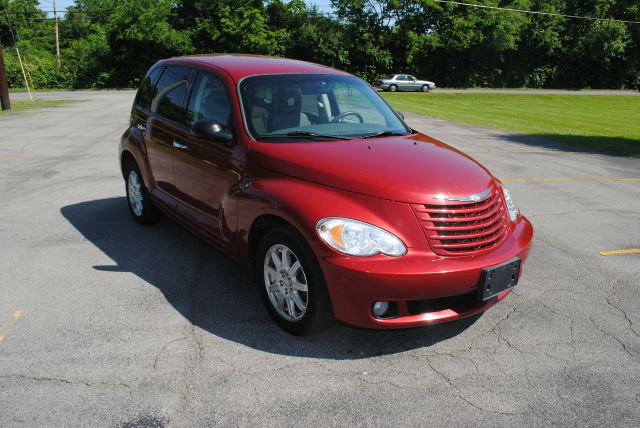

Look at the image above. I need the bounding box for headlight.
[316,218,407,257]
[502,188,519,222]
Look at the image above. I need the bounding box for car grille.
[411,188,508,256]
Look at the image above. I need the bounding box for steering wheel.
[331,111,365,123]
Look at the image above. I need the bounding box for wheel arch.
[120,150,137,178]
[120,129,153,188]
[248,214,298,269]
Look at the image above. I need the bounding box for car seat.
[269,89,310,132]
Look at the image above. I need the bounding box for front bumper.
[318,216,533,329]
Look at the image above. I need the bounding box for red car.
[120,55,533,335]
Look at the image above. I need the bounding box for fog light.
[372,301,390,317]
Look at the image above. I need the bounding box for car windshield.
[238,74,411,141]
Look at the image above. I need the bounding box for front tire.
[256,226,334,335]
[388,84,397,92]
[421,85,430,92]
[124,161,161,225]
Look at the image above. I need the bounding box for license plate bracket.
[476,258,521,301]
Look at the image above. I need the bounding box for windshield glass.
[238,74,410,141]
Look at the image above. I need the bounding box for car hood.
[248,133,496,204]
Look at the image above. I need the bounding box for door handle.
[172,139,187,149]
[136,122,147,132]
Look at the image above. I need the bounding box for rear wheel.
[388,84,398,92]
[256,226,334,335]
[124,161,161,225]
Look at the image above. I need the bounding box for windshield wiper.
[360,130,408,139]
[256,131,352,141]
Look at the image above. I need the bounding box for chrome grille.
[411,188,508,256]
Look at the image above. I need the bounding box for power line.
[431,0,640,25]
[1,0,20,44]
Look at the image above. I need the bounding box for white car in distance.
[376,74,436,92]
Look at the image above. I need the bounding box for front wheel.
[124,161,161,225]
[421,85,430,92]
[388,84,398,92]
[256,226,334,335]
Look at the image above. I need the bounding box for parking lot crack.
[588,316,635,358]
[153,336,189,370]
[187,243,207,361]
[0,373,133,389]
[604,296,640,340]
[491,310,534,388]
[563,367,578,385]
[422,355,531,416]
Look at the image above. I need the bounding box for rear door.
[173,69,241,247]
[396,75,411,91]
[144,66,193,204]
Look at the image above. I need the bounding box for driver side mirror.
[192,119,234,145]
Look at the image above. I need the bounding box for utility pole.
[53,0,61,68]
[0,43,11,111]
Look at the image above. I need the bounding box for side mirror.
[396,110,405,120]
[192,119,234,144]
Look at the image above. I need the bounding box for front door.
[406,75,418,90]
[173,70,242,246]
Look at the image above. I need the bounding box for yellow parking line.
[467,150,580,154]
[0,310,24,342]
[502,177,640,183]
[598,249,640,256]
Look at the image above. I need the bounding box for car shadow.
[493,133,639,158]
[60,197,480,360]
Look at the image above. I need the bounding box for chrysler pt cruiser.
[119,54,534,335]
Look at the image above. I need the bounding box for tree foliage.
[0,0,638,89]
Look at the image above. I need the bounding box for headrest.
[250,86,268,99]
[277,89,301,113]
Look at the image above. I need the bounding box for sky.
[38,0,333,15]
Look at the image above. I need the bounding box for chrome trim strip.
[433,187,493,202]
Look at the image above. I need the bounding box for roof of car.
[160,54,349,81]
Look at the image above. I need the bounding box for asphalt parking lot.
[1,91,639,427]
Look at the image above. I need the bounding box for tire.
[388,84,397,92]
[256,226,334,335]
[421,85,430,92]
[124,160,161,225]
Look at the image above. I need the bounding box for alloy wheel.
[127,170,144,217]
[263,244,309,321]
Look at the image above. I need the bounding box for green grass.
[0,99,83,114]
[382,93,640,157]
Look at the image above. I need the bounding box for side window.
[186,72,231,127]
[136,67,163,110]
[150,66,191,125]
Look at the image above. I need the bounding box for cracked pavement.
[1,91,639,426]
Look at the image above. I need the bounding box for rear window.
[136,67,163,110]
[150,66,191,125]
